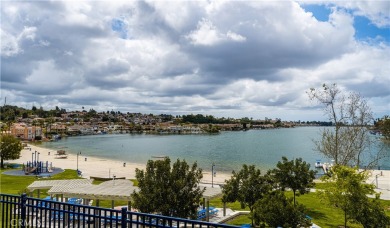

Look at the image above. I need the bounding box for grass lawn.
[211,191,390,227]
[208,181,390,227]
[1,167,136,209]
[0,167,79,224]
[0,168,80,195]
[226,215,251,226]
[1,170,37,195]
[1,167,389,227]
[286,192,362,228]
[92,199,130,208]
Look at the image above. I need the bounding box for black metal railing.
[1,193,239,227]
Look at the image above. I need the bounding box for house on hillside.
[48,124,67,135]
[10,123,42,140]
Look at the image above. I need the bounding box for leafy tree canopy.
[181,114,237,124]
[132,157,204,219]
[0,135,23,168]
[271,157,316,205]
[375,115,390,141]
[319,165,389,227]
[354,194,390,227]
[222,164,272,226]
[253,190,311,228]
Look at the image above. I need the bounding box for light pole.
[0,142,3,162]
[212,163,215,188]
[37,152,40,174]
[77,151,81,174]
[375,174,380,188]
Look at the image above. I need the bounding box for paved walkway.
[366,169,390,200]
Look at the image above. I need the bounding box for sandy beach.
[11,144,232,184]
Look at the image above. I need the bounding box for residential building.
[10,123,42,140]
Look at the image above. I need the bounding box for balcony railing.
[1,193,239,228]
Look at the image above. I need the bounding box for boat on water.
[370,130,382,135]
[53,134,62,140]
[151,155,168,160]
[315,160,323,168]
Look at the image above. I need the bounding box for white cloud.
[334,1,390,28]
[226,31,246,42]
[1,26,39,57]
[186,18,247,46]
[1,0,389,120]
[24,60,82,94]
[1,29,21,57]
[19,26,37,41]
[186,19,223,46]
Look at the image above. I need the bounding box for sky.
[1,0,389,121]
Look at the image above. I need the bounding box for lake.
[41,127,390,173]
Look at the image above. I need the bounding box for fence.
[1,193,239,228]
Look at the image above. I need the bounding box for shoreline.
[10,143,232,184]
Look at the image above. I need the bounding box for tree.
[354,195,390,227]
[204,124,221,133]
[22,112,28,119]
[271,157,316,205]
[375,116,390,141]
[307,83,379,168]
[0,135,23,168]
[132,157,204,219]
[253,190,311,228]
[319,165,389,227]
[222,165,271,226]
[0,105,18,131]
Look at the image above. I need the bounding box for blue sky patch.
[302,4,331,22]
[111,18,127,39]
[302,4,389,43]
[354,16,390,42]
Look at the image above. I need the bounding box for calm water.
[41,127,390,173]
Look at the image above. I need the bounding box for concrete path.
[366,169,390,200]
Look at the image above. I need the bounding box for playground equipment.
[23,161,53,175]
[24,166,37,174]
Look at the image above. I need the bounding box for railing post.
[206,200,210,222]
[20,193,27,228]
[121,206,127,228]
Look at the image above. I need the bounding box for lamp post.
[375,174,380,188]
[211,163,215,188]
[34,151,37,164]
[76,151,81,174]
[0,142,3,163]
[37,152,40,174]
